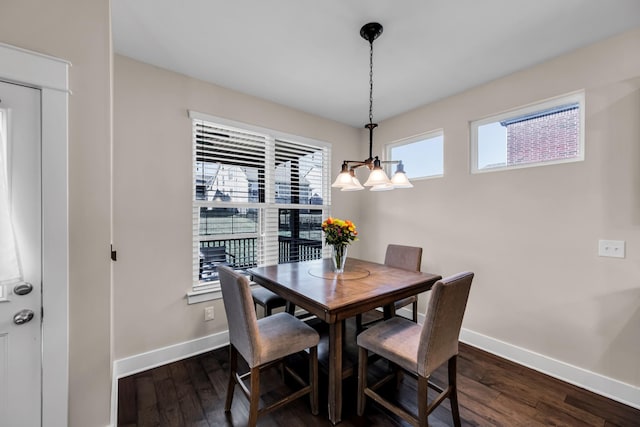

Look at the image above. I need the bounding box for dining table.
[248,257,441,424]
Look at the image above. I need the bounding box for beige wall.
[112,55,361,358]
[0,0,113,426]
[358,28,640,387]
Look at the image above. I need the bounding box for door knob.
[13,282,33,296]
[13,309,34,325]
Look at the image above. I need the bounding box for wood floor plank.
[118,372,138,426]
[456,402,500,427]
[153,376,184,427]
[491,393,546,426]
[151,365,186,427]
[200,350,230,400]
[458,396,514,426]
[169,361,209,426]
[533,400,605,427]
[118,337,640,427]
[184,357,219,424]
[565,389,640,427]
[479,370,549,408]
[135,376,161,427]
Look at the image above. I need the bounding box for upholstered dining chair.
[357,272,474,427]
[356,244,423,331]
[218,265,319,426]
[251,286,286,317]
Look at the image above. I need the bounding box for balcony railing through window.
[199,235,323,282]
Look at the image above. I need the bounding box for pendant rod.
[360,22,382,163]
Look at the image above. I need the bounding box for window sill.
[186,279,258,304]
[187,284,222,304]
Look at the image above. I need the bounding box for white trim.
[188,281,264,305]
[109,331,230,426]
[460,328,640,410]
[187,285,222,304]
[414,309,639,409]
[113,330,229,379]
[0,42,70,94]
[0,43,69,427]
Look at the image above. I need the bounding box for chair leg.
[248,366,261,427]
[412,300,418,323]
[356,313,363,333]
[394,363,404,389]
[225,345,237,412]
[417,375,429,427]
[309,346,319,415]
[449,356,461,427]
[357,347,368,416]
[285,301,296,315]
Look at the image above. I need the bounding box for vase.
[332,244,348,273]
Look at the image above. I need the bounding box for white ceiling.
[111,0,640,127]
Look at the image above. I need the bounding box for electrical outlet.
[204,306,214,321]
[598,239,625,258]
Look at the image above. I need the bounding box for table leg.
[383,303,393,320]
[328,320,343,425]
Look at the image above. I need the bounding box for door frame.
[0,42,69,427]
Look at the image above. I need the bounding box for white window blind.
[190,112,331,291]
[270,138,331,264]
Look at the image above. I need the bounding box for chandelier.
[332,22,413,192]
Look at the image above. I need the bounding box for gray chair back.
[417,271,474,377]
[385,244,422,271]
[218,265,260,366]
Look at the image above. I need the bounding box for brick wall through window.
[504,107,579,166]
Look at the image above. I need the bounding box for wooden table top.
[248,257,441,323]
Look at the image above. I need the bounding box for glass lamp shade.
[370,182,395,191]
[390,171,413,188]
[363,167,392,187]
[341,175,364,191]
[332,170,353,188]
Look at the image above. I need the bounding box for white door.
[0,80,42,426]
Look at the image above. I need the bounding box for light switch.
[598,240,625,258]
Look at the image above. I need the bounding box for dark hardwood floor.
[118,318,640,426]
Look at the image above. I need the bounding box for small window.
[471,92,584,173]
[386,130,444,180]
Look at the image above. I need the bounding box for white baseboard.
[109,330,230,426]
[113,329,230,379]
[459,328,640,410]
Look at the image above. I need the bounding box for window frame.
[470,91,585,174]
[188,110,331,303]
[385,129,444,181]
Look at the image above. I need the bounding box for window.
[471,91,584,173]
[386,130,444,179]
[190,111,331,297]
[1,109,21,301]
